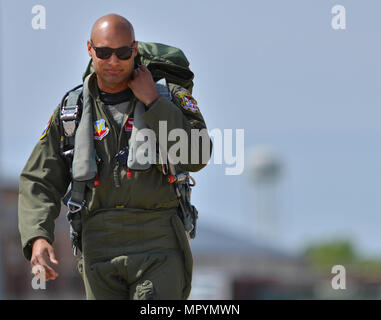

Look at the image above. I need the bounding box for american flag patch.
[125,118,134,132]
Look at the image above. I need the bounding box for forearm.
[18,106,71,260]
[142,96,212,171]
[18,173,64,260]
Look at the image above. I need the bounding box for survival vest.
[60,42,198,255]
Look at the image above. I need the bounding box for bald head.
[87,14,138,93]
[90,14,135,44]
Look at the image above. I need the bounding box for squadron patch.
[175,91,200,113]
[93,119,110,140]
[188,119,200,126]
[40,114,53,140]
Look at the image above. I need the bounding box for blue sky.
[1,0,381,257]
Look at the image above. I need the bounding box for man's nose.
[108,52,120,64]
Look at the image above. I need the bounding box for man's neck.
[98,86,133,105]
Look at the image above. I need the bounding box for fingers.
[47,246,59,265]
[132,66,143,79]
[128,68,139,85]
[31,264,57,281]
[127,65,158,105]
[134,65,149,77]
[31,250,59,281]
[34,255,58,280]
[130,65,151,83]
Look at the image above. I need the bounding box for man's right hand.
[30,238,59,281]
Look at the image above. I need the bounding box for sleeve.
[18,105,71,260]
[142,84,213,172]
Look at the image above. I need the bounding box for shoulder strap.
[59,85,83,161]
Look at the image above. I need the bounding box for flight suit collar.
[86,72,101,102]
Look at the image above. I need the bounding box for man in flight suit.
[18,13,212,300]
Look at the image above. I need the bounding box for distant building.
[190,224,317,299]
[1,180,317,299]
[1,180,85,299]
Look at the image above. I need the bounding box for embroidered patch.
[124,118,134,132]
[175,91,200,113]
[40,114,53,140]
[93,119,110,140]
[188,119,200,126]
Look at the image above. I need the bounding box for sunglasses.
[90,40,136,60]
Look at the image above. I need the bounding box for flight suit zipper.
[112,97,137,188]
[117,97,137,155]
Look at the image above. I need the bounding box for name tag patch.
[125,118,134,132]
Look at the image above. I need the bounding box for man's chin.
[102,75,129,86]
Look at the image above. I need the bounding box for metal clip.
[188,175,196,187]
[67,198,84,214]
[61,105,79,137]
[175,173,188,183]
[62,149,74,158]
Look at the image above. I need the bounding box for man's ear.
[133,41,139,57]
[87,40,92,57]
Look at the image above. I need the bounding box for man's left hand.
[128,65,160,107]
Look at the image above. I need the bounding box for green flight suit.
[18,72,212,299]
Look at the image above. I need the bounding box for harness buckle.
[61,105,79,137]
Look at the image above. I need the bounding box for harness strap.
[69,180,87,208]
[59,86,83,169]
[63,179,87,256]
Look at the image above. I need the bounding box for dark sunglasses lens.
[95,47,113,59]
[115,47,133,60]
